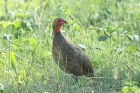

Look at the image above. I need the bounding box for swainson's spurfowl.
[52,18,94,81]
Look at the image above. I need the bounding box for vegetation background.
[0,0,140,93]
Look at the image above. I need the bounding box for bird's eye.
[58,20,61,22]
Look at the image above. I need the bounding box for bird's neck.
[53,25,62,34]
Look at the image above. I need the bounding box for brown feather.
[52,18,94,81]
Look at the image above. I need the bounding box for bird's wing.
[72,45,94,76]
[80,52,94,75]
[62,39,94,76]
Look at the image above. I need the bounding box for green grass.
[0,0,140,93]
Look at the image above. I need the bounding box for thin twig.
[117,61,134,74]
[103,57,135,74]
[0,49,43,68]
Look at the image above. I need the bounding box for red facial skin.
[54,18,68,33]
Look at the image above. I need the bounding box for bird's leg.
[71,75,78,82]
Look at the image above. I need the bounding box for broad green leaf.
[10,52,16,73]
[128,45,136,52]
[132,86,139,91]
[122,86,129,93]
[21,21,27,29]
[66,9,72,15]
[75,24,80,31]
[1,21,12,28]
[98,35,109,41]
[135,89,140,93]
[92,60,106,66]
[131,81,138,85]
[67,18,72,24]
[29,38,37,45]
[21,20,32,31]
[13,19,21,28]
[16,12,25,17]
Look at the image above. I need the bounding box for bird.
[52,18,94,81]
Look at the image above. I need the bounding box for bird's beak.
[63,20,68,24]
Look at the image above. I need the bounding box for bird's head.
[53,18,68,33]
